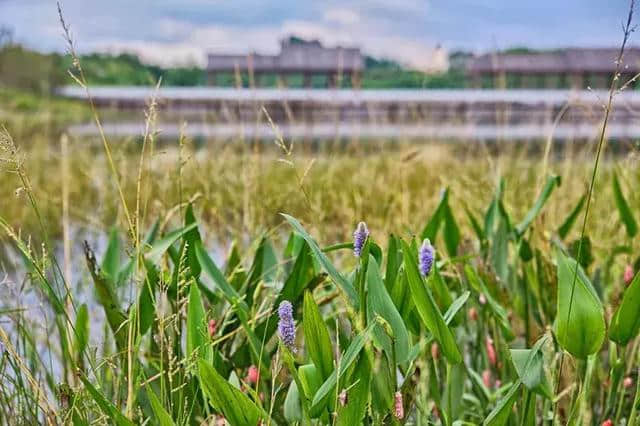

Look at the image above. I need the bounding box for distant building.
[207,37,364,87]
[419,44,449,73]
[466,48,640,89]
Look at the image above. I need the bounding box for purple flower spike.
[353,222,369,257]
[278,301,296,352]
[419,239,435,277]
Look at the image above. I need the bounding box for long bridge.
[57,87,640,141]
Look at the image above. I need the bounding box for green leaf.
[138,261,159,336]
[366,255,410,363]
[421,189,448,241]
[311,321,376,414]
[401,240,462,364]
[557,194,586,239]
[482,381,520,426]
[443,201,461,256]
[197,360,264,426]
[284,381,302,423]
[555,251,605,358]
[303,291,334,380]
[612,172,638,238]
[184,204,202,278]
[509,336,552,399]
[515,175,561,236]
[336,355,371,426]
[79,375,134,426]
[146,386,175,426]
[610,270,640,345]
[101,228,121,286]
[384,234,401,293]
[74,303,89,357]
[187,281,209,360]
[146,223,198,264]
[281,214,358,307]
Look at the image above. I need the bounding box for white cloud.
[323,8,360,25]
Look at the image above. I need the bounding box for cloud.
[323,8,360,25]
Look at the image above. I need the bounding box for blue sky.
[0,0,634,68]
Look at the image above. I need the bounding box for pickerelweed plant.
[1,168,639,425]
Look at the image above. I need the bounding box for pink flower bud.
[494,379,502,389]
[431,342,440,360]
[624,265,634,286]
[482,369,492,388]
[394,391,404,420]
[479,294,487,305]
[339,389,348,406]
[469,307,478,321]
[208,319,217,339]
[624,376,634,389]
[216,415,226,426]
[602,420,613,426]
[246,365,259,384]
[485,337,497,367]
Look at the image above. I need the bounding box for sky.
[0,0,634,69]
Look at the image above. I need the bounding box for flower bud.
[624,376,633,389]
[353,222,369,257]
[482,369,492,388]
[419,239,435,277]
[431,342,440,360]
[624,264,634,286]
[602,420,613,426]
[339,389,348,406]
[468,307,478,321]
[246,365,259,384]
[208,319,217,339]
[394,391,404,420]
[278,301,296,352]
[485,336,497,367]
[479,294,487,305]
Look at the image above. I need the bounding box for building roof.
[207,38,364,73]
[467,48,640,74]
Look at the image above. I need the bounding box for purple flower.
[353,222,369,257]
[278,301,296,352]
[419,239,435,277]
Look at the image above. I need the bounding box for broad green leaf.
[101,228,120,286]
[146,386,175,426]
[336,355,371,426]
[443,291,470,324]
[557,194,586,239]
[442,363,465,421]
[401,240,461,364]
[198,360,264,426]
[186,281,209,360]
[610,270,640,345]
[431,262,454,317]
[74,303,89,357]
[146,223,197,264]
[612,172,638,238]
[510,336,552,399]
[184,204,202,278]
[366,255,410,363]
[384,234,401,292]
[515,175,561,236]
[284,381,302,422]
[138,261,159,335]
[421,188,448,242]
[311,321,376,414]
[303,291,334,380]
[281,214,358,307]
[443,201,461,256]
[482,381,520,426]
[555,251,605,358]
[79,375,134,426]
[299,363,323,404]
